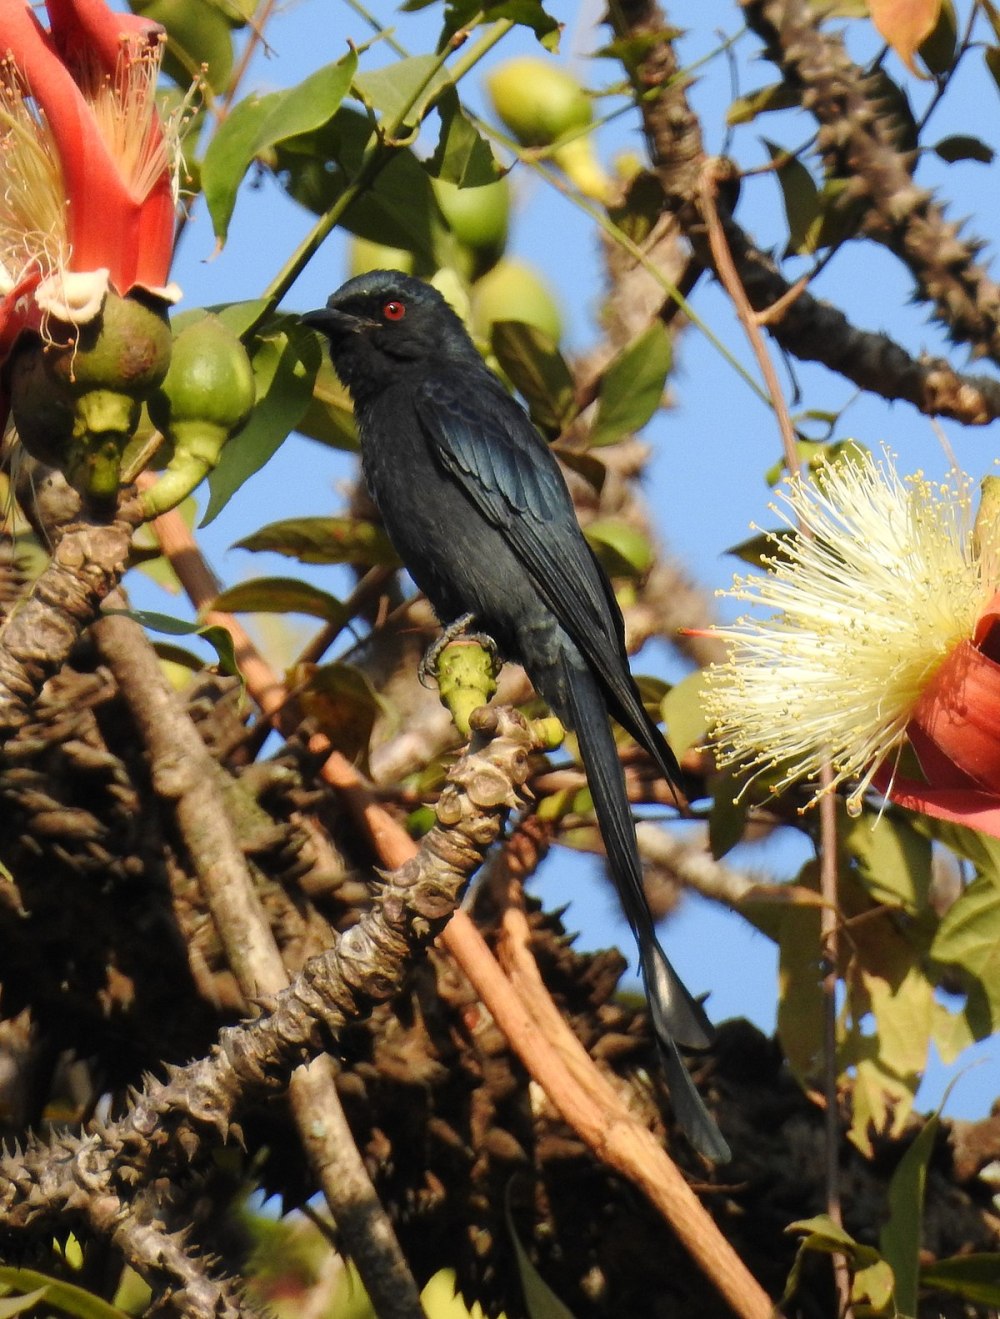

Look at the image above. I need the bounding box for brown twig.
[699,157,798,459]
[687,167,850,1312]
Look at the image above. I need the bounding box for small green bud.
[436,639,498,737]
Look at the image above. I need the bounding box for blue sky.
[140,0,1000,1120]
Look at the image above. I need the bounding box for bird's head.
[301,270,479,398]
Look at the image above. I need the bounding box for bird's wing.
[413,371,682,784]
[414,371,620,644]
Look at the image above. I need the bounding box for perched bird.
[302,271,728,1161]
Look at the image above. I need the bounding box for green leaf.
[764,140,821,256]
[298,662,384,770]
[589,322,671,447]
[930,876,1000,1036]
[931,999,977,1064]
[203,323,321,524]
[724,528,797,569]
[211,577,348,623]
[201,93,273,241]
[235,516,399,567]
[504,1195,576,1319]
[134,0,234,90]
[276,108,437,257]
[490,321,576,435]
[933,134,995,164]
[983,45,1000,98]
[0,1270,130,1319]
[726,82,799,125]
[418,0,560,52]
[774,899,825,1085]
[844,813,931,914]
[354,54,450,129]
[430,89,503,186]
[584,518,653,577]
[104,610,240,678]
[203,0,253,23]
[919,0,958,74]
[909,812,1000,878]
[201,51,357,242]
[708,772,748,859]
[784,1213,896,1311]
[661,669,709,759]
[921,1254,1000,1305]
[880,1115,938,1317]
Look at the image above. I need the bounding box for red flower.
[874,592,1000,837]
[0,0,179,383]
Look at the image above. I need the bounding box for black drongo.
[302,270,727,1161]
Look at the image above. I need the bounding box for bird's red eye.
[383,300,406,321]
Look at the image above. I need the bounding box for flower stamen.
[82,34,177,202]
[0,60,69,289]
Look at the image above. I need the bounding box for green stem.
[341,0,409,58]
[253,12,506,332]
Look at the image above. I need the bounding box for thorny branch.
[0,498,141,736]
[607,0,1000,423]
[92,610,426,1319]
[0,706,537,1313]
[743,0,1000,364]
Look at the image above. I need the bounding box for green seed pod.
[143,314,256,516]
[9,291,172,501]
[471,258,562,343]
[486,57,614,204]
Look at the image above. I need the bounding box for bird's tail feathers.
[559,655,729,1160]
[658,1032,732,1163]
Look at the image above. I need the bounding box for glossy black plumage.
[302,271,728,1161]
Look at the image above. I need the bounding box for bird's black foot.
[419,613,501,688]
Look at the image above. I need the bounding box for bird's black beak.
[300,306,378,338]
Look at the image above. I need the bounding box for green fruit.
[149,314,255,447]
[9,291,172,500]
[471,259,561,343]
[487,57,592,146]
[142,315,255,514]
[347,236,415,279]
[487,57,614,203]
[431,176,509,259]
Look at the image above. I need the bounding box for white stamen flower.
[702,448,1000,815]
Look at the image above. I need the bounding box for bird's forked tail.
[559,654,731,1163]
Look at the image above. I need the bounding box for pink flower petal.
[882,773,1000,839]
[909,639,1000,793]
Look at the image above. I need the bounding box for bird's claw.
[419,614,501,688]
